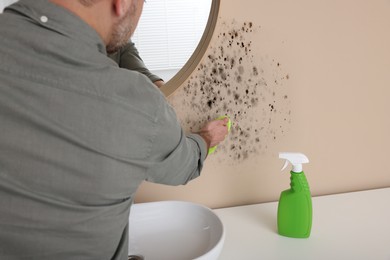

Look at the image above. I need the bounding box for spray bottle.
[277,152,312,238]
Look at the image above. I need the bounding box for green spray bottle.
[277,152,312,238]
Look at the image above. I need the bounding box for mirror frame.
[161,0,220,98]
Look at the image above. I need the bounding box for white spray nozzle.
[279,152,309,173]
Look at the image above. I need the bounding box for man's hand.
[198,117,230,150]
[154,80,165,88]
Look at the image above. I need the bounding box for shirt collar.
[5,0,107,54]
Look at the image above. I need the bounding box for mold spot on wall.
[168,20,291,163]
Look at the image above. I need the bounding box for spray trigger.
[281,160,289,172]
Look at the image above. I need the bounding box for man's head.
[106,0,144,53]
[50,0,144,53]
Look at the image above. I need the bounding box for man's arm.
[108,40,164,87]
[144,98,229,186]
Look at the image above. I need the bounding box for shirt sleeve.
[109,41,163,84]
[145,96,208,186]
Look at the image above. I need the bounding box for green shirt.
[0,0,207,259]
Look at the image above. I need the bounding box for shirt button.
[40,16,48,23]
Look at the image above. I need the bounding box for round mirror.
[132,0,220,97]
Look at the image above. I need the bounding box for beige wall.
[135,0,390,208]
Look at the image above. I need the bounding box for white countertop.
[214,188,390,260]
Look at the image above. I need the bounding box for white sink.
[128,201,225,260]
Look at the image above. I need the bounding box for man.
[0,0,229,259]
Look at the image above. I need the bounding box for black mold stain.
[170,20,291,163]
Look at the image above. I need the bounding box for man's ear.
[112,0,124,17]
